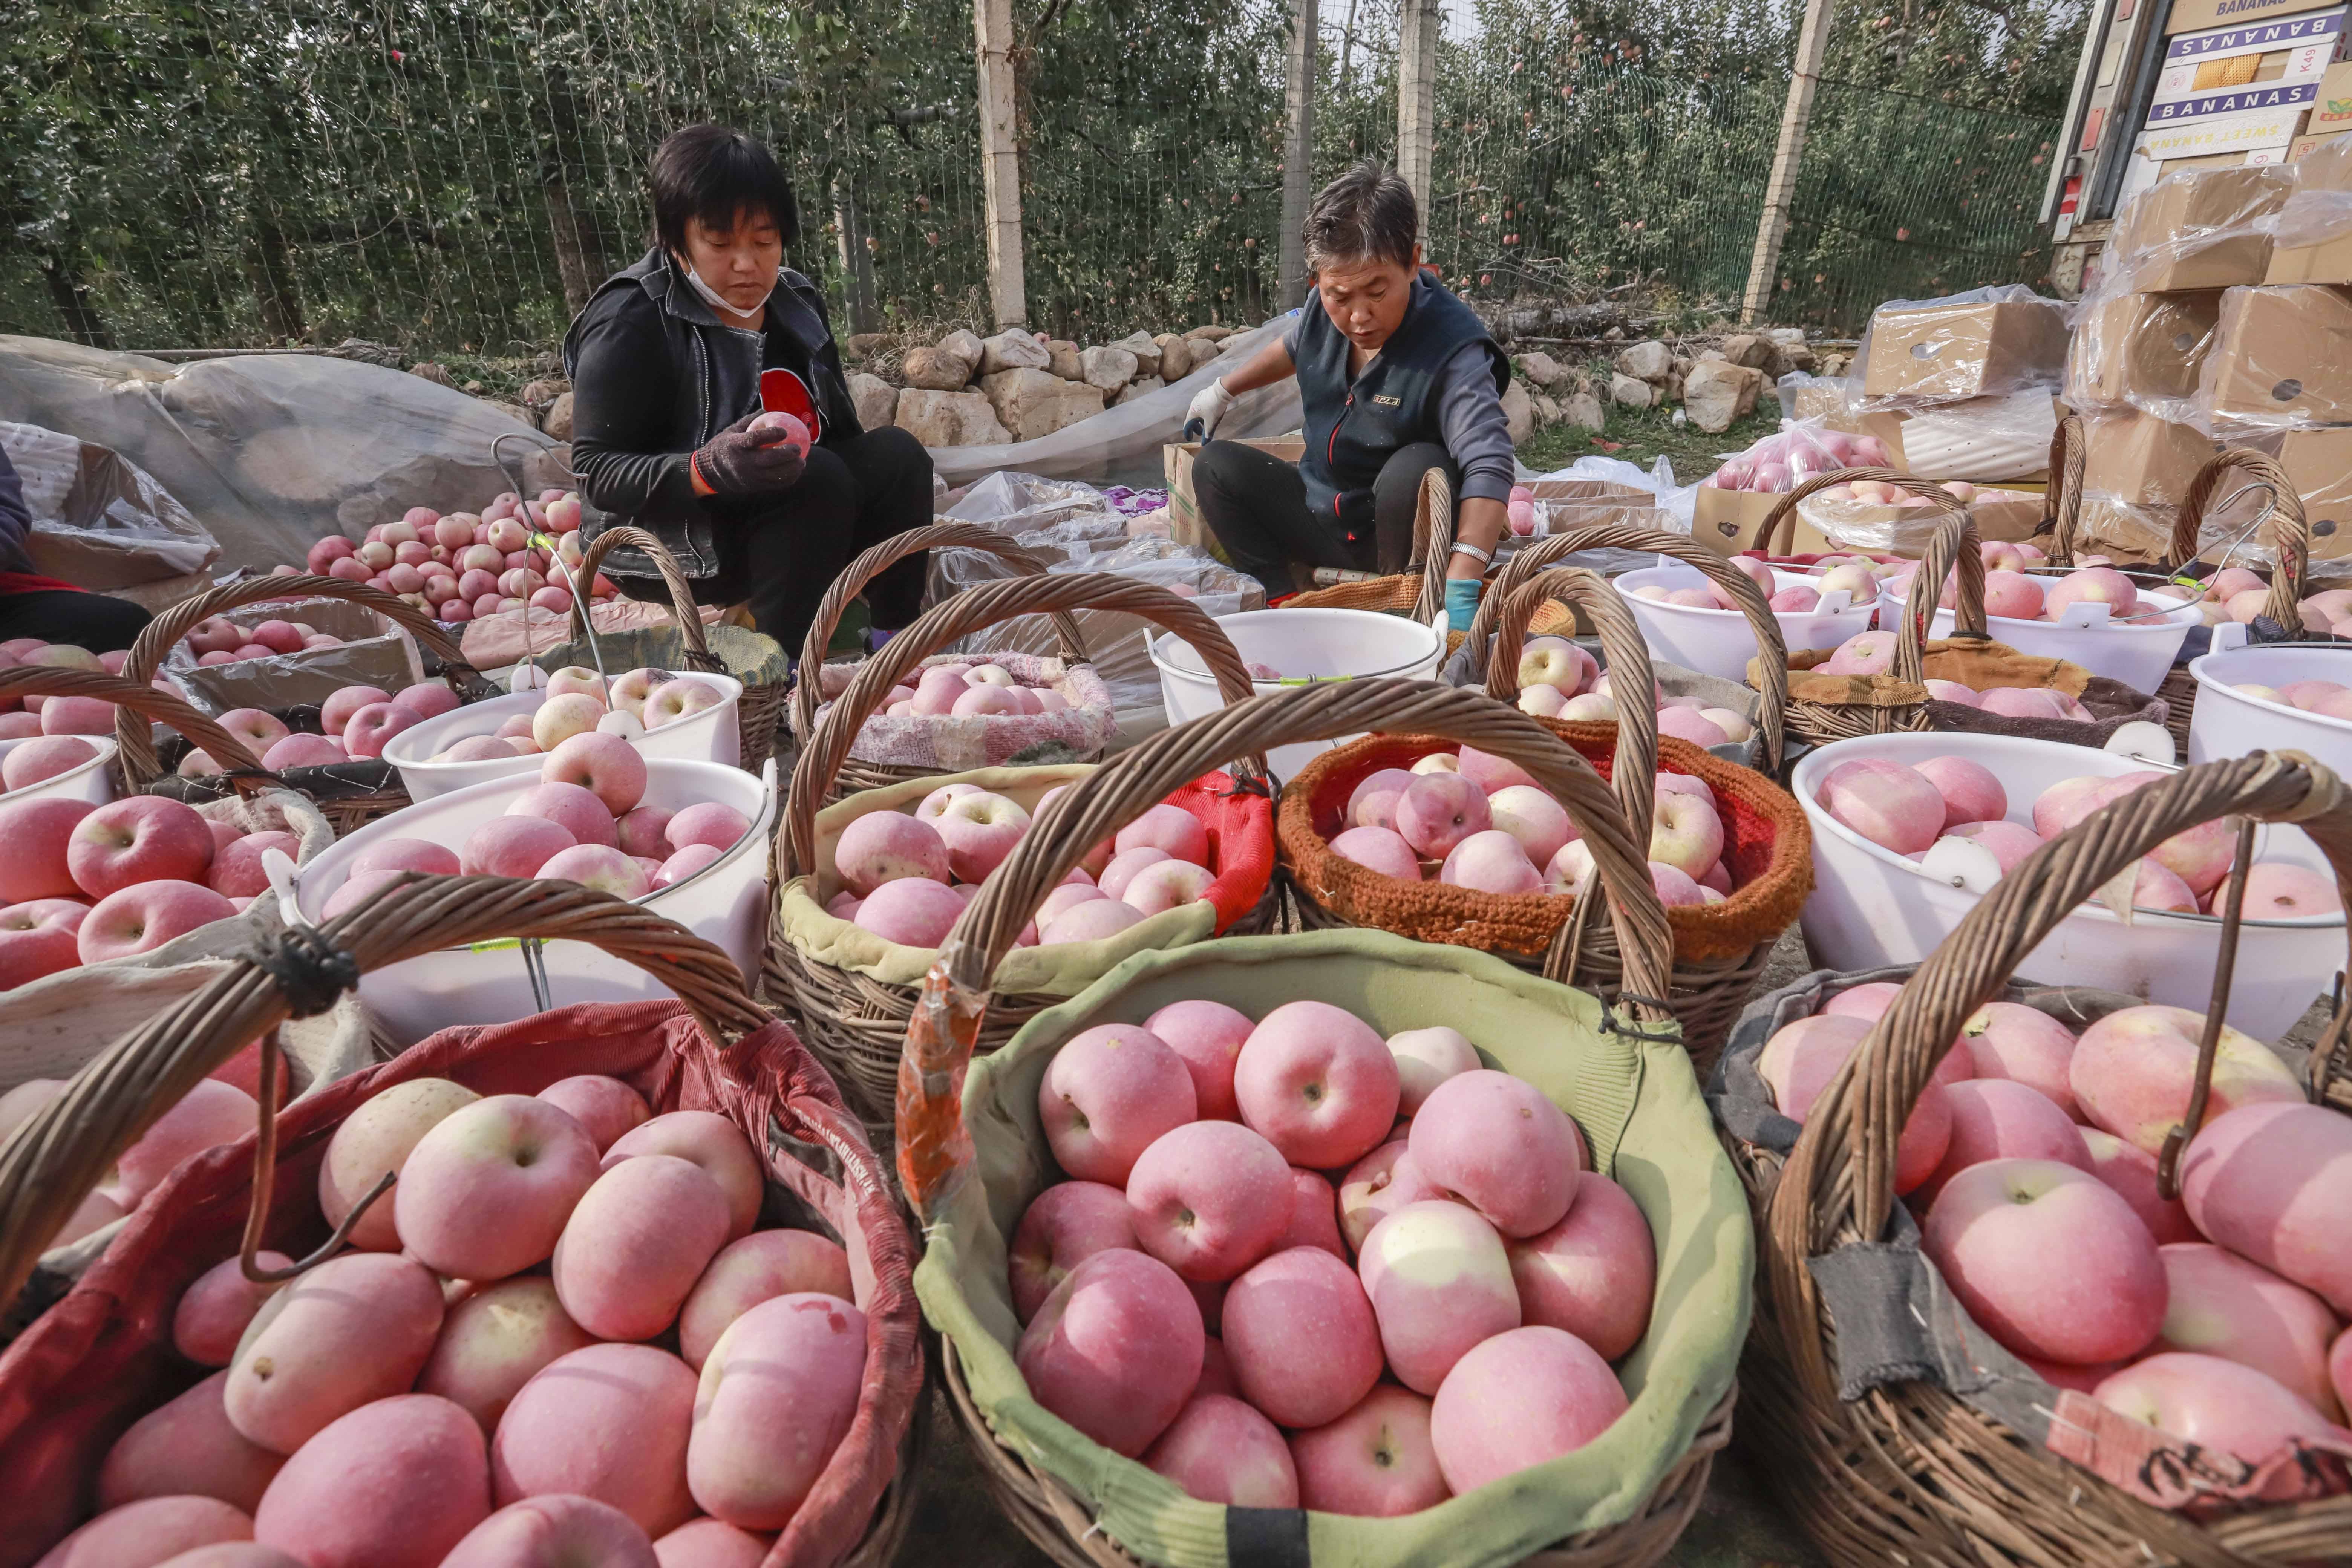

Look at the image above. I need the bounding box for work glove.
[689,413,805,496]
[1444,575,1482,634]
[1182,378,1238,443]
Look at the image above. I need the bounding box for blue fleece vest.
[1295,273,1508,540]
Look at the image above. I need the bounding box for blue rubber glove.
[1444,575,1482,632]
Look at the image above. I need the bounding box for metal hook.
[2202,480,2284,575]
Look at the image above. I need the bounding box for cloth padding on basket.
[1282,722,1810,966]
[916,930,1750,1568]
[808,652,1116,773]
[1767,639,2170,746]
[776,764,1272,992]
[0,1000,920,1568]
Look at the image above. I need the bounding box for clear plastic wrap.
[1794,481,2045,553]
[2190,283,2352,432]
[1695,419,1887,493]
[940,470,1118,535]
[2266,133,2352,285]
[0,420,221,588]
[1777,370,1860,425]
[2064,291,2224,415]
[2080,409,2219,508]
[159,590,425,714]
[1890,391,2063,482]
[2105,164,2293,292]
[1856,285,2072,405]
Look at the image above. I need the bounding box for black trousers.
[1193,439,1454,600]
[0,589,152,652]
[668,426,934,653]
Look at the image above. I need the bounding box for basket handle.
[1879,506,1988,688]
[3,667,276,794]
[0,874,772,1307]
[1767,752,2352,1275]
[790,523,1083,743]
[776,573,1261,882]
[1465,522,1791,773]
[1755,466,1969,562]
[1410,467,1457,625]
[2170,450,2307,626]
[2040,412,2086,563]
[559,524,723,677]
[895,678,1677,1218]
[1483,568,1660,851]
[115,574,493,789]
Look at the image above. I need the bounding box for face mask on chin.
[682,261,775,324]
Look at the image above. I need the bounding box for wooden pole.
[973,0,1027,329]
[1278,0,1319,310]
[832,173,880,335]
[1741,0,1836,323]
[1395,0,1439,244]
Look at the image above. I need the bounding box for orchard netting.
[0,0,2078,355]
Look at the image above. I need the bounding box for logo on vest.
[1372,394,1403,407]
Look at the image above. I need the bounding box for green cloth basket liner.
[915,927,1753,1568]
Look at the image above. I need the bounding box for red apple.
[1038,1023,1197,1185]
[1125,1119,1291,1282]
[1141,1393,1299,1507]
[2,735,99,792]
[540,732,646,816]
[1287,1384,1449,1516]
[1222,1245,1383,1427]
[2156,1242,2344,1418]
[0,897,88,988]
[1233,1000,1401,1170]
[1016,1248,1203,1458]
[1008,1180,1138,1322]
[342,702,421,760]
[78,880,237,963]
[2179,1101,2352,1315]
[1427,1325,1629,1492]
[1922,1157,2166,1366]
[68,795,214,897]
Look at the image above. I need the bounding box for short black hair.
[1302,161,1418,272]
[649,125,800,255]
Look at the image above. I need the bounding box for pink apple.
[530,693,606,752]
[667,802,752,854]
[1039,1023,1197,1185]
[0,899,88,988]
[1288,1384,1449,1516]
[1125,1119,1291,1282]
[38,699,118,740]
[1760,1014,1955,1194]
[1410,752,1460,775]
[934,790,1031,882]
[2155,1242,2343,1417]
[1346,769,1418,832]
[1656,706,1731,747]
[1336,1140,1443,1252]
[1910,755,2005,830]
[1456,746,1537,795]
[1329,825,1421,881]
[2095,1353,2342,1491]
[1649,791,1724,879]
[1818,758,1946,855]
[68,796,214,897]
[1017,1248,1203,1457]
[2046,566,2139,621]
[1115,802,1209,866]
[1958,1003,2079,1118]
[1,735,99,791]
[1922,679,1980,706]
[1098,846,1171,900]
[1436,830,1539,895]
[1517,636,1596,696]
[1008,1180,1138,1322]
[1040,898,1146,944]
[1819,629,1897,676]
[1923,1157,2166,1364]
[1279,1167,1348,1259]
[950,683,1020,717]
[539,844,652,899]
[1981,570,2047,620]
[1122,858,1216,914]
[643,680,723,729]
[2240,861,2344,918]
[607,668,666,720]
[2077,1127,2199,1245]
[1519,685,1568,717]
[397,1095,599,1280]
[1428,1326,1629,1492]
[2070,1005,2302,1155]
[653,844,722,889]
[851,876,966,946]
[249,619,304,654]
[508,781,617,848]
[1142,1393,1300,1507]
[1485,786,1573,868]
[339,702,418,761]
[913,781,982,822]
[1383,1025,1479,1116]
[1221,1245,1383,1427]
[1508,1173,1656,1360]
[1142,998,1254,1121]
[1941,819,2043,874]
[1233,1000,1401,1170]
[833,811,951,897]
[1394,773,1492,859]
[462,815,576,877]
[611,805,675,861]
[1359,1200,1522,1392]
[539,732,645,816]
[1919,1079,2093,1203]
[78,879,237,962]
[1039,882,1106,924]
[207,831,302,899]
[2179,1101,2352,1314]
[1817,562,1882,606]
[1409,1069,1582,1237]
[2031,774,2119,839]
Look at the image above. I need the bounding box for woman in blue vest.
[1185,162,1514,629]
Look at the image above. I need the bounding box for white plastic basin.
[290,757,776,1046]
[1151,608,1444,781]
[2188,643,2352,770]
[0,734,118,809]
[1795,730,2342,1039]
[383,672,744,800]
[1615,563,1877,677]
[1927,588,2202,693]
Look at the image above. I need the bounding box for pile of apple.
[1328,737,1751,913]
[176,616,357,669]
[1812,477,1988,508]
[1700,424,1892,492]
[0,791,308,990]
[1914,558,2182,628]
[1006,1000,1654,1511]
[1806,625,2104,719]
[285,490,619,626]
[1815,755,2341,919]
[419,667,725,766]
[37,1071,867,1566]
[2229,678,2352,722]
[1628,553,1892,617]
[167,682,466,780]
[872,660,1075,720]
[325,738,753,917]
[1756,984,2352,1464]
[0,640,138,743]
[1508,634,1757,749]
[825,787,1214,949]
[3,1075,259,1256]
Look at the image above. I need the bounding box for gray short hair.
[1302,161,1418,272]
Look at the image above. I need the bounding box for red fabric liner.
[0,573,85,596]
[1167,768,1274,932]
[0,1001,920,1568]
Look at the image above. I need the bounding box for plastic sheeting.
[0,335,571,572]
[0,420,219,588]
[925,317,1302,492]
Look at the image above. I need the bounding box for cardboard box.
[2067,290,2226,404]
[2271,426,2352,556]
[1691,485,2043,557]
[2266,130,2352,279]
[2168,0,2338,37]
[2309,55,2352,127]
[2113,162,2297,285]
[2082,409,2224,504]
[1861,297,2072,400]
[1162,436,1302,554]
[2199,282,2352,420]
[2156,8,2345,99]
[2291,129,2352,154]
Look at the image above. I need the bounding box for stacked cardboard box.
[1856,292,2071,485]
[2118,6,2347,205]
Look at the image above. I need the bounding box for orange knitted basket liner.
[1279,719,1812,965]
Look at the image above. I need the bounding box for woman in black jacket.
[563,125,931,652]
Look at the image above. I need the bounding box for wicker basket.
[1723,751,2352,1568]
[113,573,500,834]
[764,571,1266,1132]
[787,521,1073,755]
[0,876,926,1568]
[1284,569,1811,1069]
[2141,451,2309,753]
[896,676,1743,1568]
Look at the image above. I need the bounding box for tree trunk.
[39,246,114,349]
[1278,0,1319,310]
[831,173,881,334]
[253,206,308,343]
[543,170,600,314]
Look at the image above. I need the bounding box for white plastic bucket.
[1794,730,2343,1039]
[1926,589,2201,692]
[1151,608,1444,781]
[382,672,744,800]
[2188,643,2352,769]
[290,757,776,1046]
[0,734,118,809]
[1615,564,1877,677]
